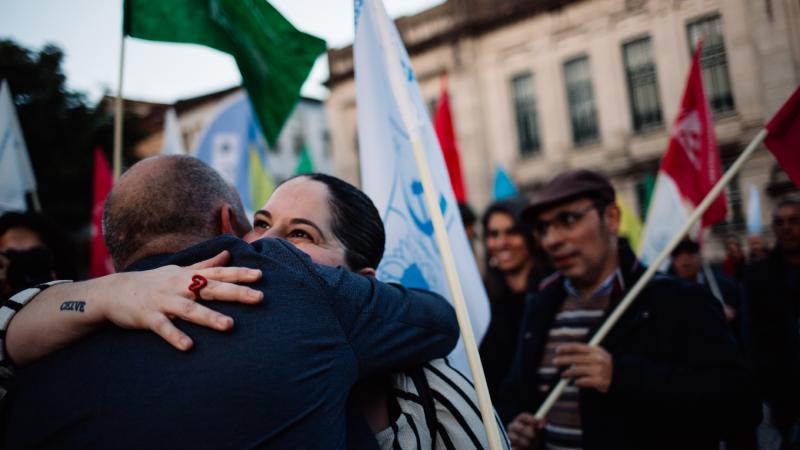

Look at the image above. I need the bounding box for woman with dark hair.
[3,173,510,449]
[478,197,551,399]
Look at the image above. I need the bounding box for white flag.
[354,0,490,374]
[0,80,37,213]
[639,175,693,268]
[161,108,186,155]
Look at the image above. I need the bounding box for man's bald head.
[103,155,250,270]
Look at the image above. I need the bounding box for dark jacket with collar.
[498,240,760,450]
[744,246,800,423]
[2,236,459,450]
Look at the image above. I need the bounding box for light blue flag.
[493,165,518,200]
[193,91,270,214]
[746,184,762,235]
[354,0,490,374]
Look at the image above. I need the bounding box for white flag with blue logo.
[0,80,37,213]
[354,0,490,374]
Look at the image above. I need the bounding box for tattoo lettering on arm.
[60,301,86,313]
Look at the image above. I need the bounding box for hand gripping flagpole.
[535,128,769,420]
[369,2,503,448]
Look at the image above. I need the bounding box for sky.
[0,0,444,103]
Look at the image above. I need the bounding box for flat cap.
[521,169,615,223]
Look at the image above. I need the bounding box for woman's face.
[243,177,347,268]
[485,212,531,273]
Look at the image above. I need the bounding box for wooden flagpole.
[113,35,126,181]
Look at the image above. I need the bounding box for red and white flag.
[433,80,467,203]
[764,86,800,187]
[640,41,727,265]
[90,148,114,278]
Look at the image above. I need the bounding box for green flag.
[124,0,326,146]
[294,145,314,175]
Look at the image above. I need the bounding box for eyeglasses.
[773,216,800,228]
[532,205,596,237]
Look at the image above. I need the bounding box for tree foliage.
[0,39,145,274]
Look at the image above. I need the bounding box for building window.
[564,56,599,146]
[510,72,541,156]
[623,37,663,132]
[687,15,735,114]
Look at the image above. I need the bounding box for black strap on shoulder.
[407,366,438,447]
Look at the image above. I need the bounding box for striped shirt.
[375,358,511,450]
[537,271,622,450]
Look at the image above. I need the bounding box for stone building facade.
[326,0,800,253]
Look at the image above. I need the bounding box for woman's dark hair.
[481,197,549,299]
[281,173,385,271]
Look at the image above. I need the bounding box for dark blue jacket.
[2,236,458,449]
[498,240,760,450]
[744,247,800,424]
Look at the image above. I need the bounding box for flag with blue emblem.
[194,91,274,213]
[353,0,490,374]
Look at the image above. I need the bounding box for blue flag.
[746,184,762,235]
[493,165,518,200]
[193,92,272,213]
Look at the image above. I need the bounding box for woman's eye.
[288,229,312,241]
[253,219,270,230]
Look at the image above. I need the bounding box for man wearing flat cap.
[498,169,760,450]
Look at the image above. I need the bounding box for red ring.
[188,275,208,301]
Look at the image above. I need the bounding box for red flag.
[90,148,114,278]
[660,41,727,228]
[433,81,467,203]
[765,86,800,187]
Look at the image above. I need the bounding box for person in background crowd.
[669,239,745,333]
[745,197,800,450]
[478,197,551,399]
[747,234,767,262]
[499,169,759,450]
[722,234,747,282]
[458,202,478,244]
[669,238,756,449]
[0,212,72,299]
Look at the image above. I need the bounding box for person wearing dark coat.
[478,197,551,400]
[498,169,760,450]
[745,198,800,450]
[669,238,748,347]
[1,156,459,450]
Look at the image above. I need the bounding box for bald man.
[2,156,458,450]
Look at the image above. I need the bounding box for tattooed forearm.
[60,301,86,313]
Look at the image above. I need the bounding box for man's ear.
[220,204,251,238]
[358,267,377,278]
[605,203,621,235]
